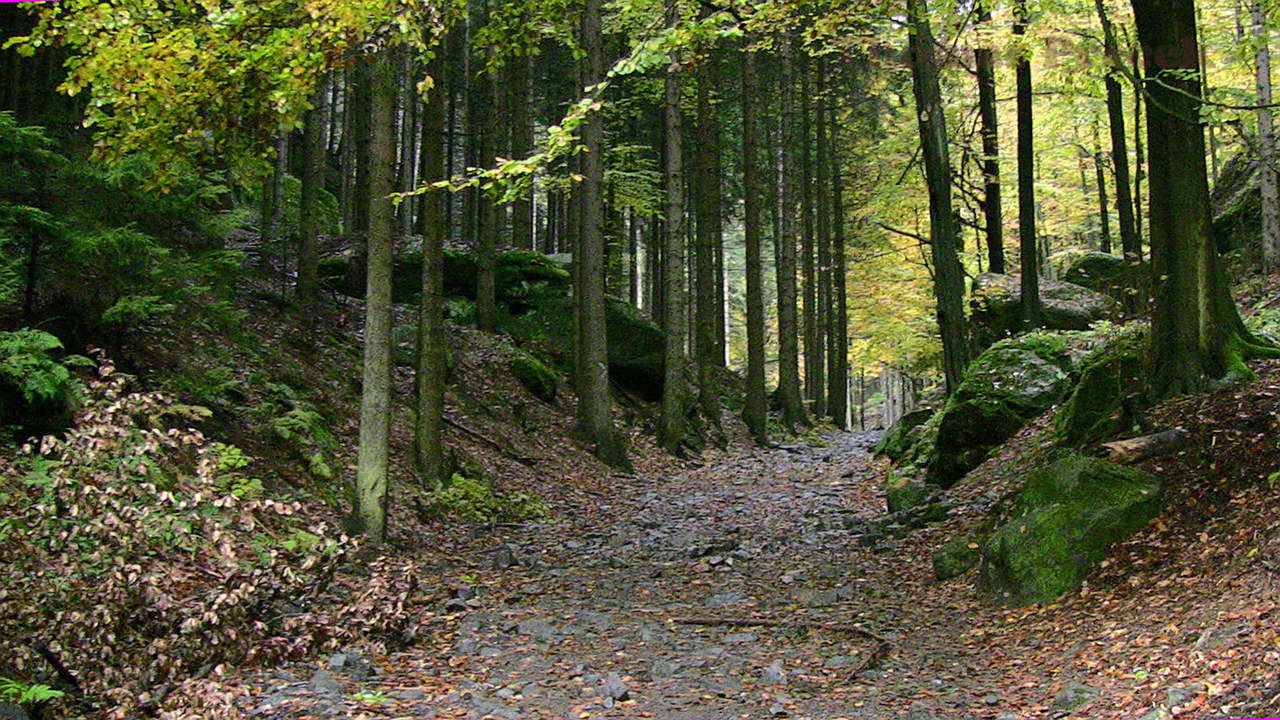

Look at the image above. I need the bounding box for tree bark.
[510,54,535,251]
[659,6,687,455]
[741,49,768,445]
[578,0,630,468]
[354,48,398,546]
[776,41,809,428]
[694,38,723,433]
[298,75,329,308]
[975,2,1005,274]
[1094,0,1140,282]
[1132,0,1279,397]
[1094,124,1112,254]
[415,52,447,489]
[1015,0,1041,330]
[908,0,970,395]
[1255,0,1280,271]
[827,95,848,429]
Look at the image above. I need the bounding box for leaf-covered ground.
[209,359,1280,720]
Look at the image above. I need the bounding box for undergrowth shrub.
[0,359,358,717]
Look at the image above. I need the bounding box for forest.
[1,0,1280,716]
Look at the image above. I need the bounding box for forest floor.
[224,358,1280,720]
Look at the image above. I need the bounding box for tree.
[1093,0,1139,282]
[907,0,970,395]
[298,76,329,309]
[693,32,723,432]
[1131,0,1280,398]
[415,51,448,489]
[577,0,630,469]
[354,46,399,546]
[975,0,1005,274]
[741,47,768,445]
[1254,0,1280,271]
[776,40,809,429]
[658,0,687,455]
[1014,0,1041,330]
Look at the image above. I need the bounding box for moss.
[979,453,1163,604]
[875,407,934,460]
[883,470,938,514]
[510,354,557,403]
[933,534,982,580]
[1054,324,1147,446]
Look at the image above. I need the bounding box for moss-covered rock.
[1054,323,1148,446]
[883,469,939,514]
[322,248,571,306]
[1061,251,1147,305]
[875,407,935,461]
[970,273,1122,349]
[510,353,557,403]
[978,453,1163,605]
[498,295,666,400]
[933,534,983,580]
[923,333,1075,487]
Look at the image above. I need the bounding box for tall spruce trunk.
[578,0,630,468]
[298,76,329,308]
[826,96,849,429]
[415,52,447,488]
[1094,0,1140,283]
[799,62,821,414]
[1015,0,1041,329]
[776,41,809,428]
[354,48,399,545]
[510,54,535,251]
[975,2,1005,274]
[659,8,687,454]
[741,49,768,444]
[908,0,970,395]
[1132,0,1279,397]
[694,40,723,432]
[1255,0,1280,270]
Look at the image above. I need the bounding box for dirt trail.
[241,433,1058,720]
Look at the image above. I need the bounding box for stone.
[516,618,559,642]
[979,453,1163,604]
[1052,683,1098,711]
[509,353,557,403]
[647,659,680,680]
[874,407,935,461]
[883,470,941,514]
[919,332,1078,487]
[601,672,630,702]
[933,534,982,581]
[309,668,344,698]
[761,660,787,685]
[1061,251,1146,304]
[1054,323,1148,446]
[970,272,1122,349]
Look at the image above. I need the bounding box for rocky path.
[242,433,1032,720]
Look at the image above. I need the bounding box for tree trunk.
[800,62,821,415]
[1094,0,1140,281]
[475,61,498,332]
[354,48,398,546]
[1133,0,1279,398]
[975,2,1005,274]
[659,10,687,455]
[298,76,329,308]
[815,58,833,421]
[827,102,849,429]
[1132,48,1146,258]
[510,54,535,251]
[694,38,723,433]
[1015,0,1041,330]
[1255,0,1280,270]
[741,48,768,445]
[415,51,447,489]
[1092,122,1112,254]
[776,41,809,428]
[908,0,970,395]
[578,0,630,468]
